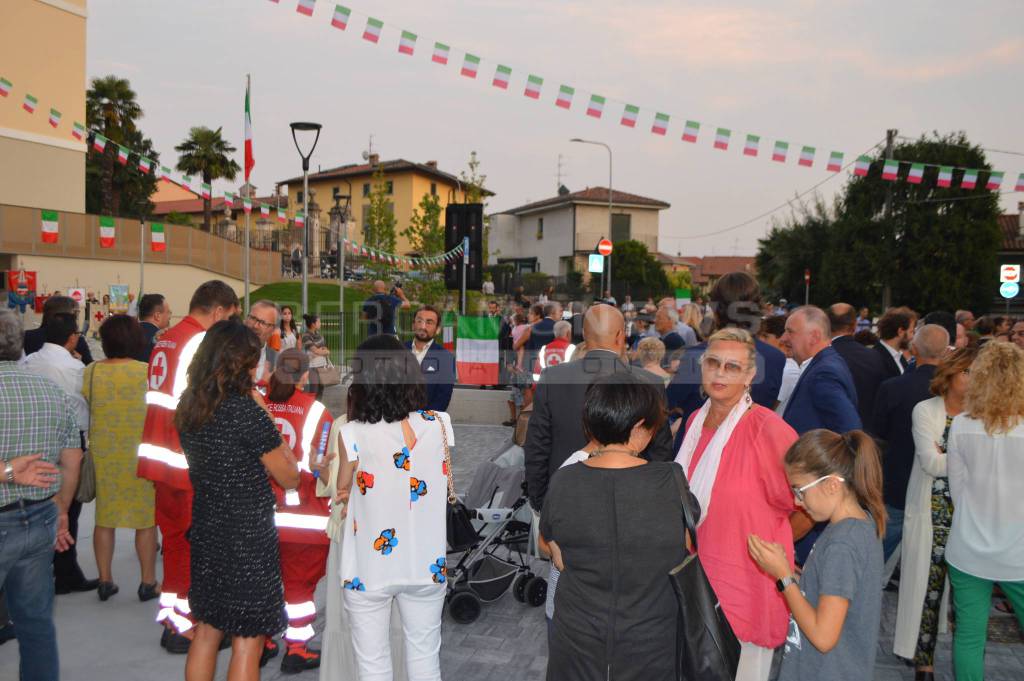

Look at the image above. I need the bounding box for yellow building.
[0,0,87,213]
[277,155,487,256]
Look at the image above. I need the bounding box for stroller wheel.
[513,573,532,603]
[525,576,547,607]
[448,590,482,624]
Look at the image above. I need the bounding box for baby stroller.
[445,439,547,624]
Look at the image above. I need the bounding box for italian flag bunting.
[331,4,350,29]
[555,85,574,109]
[432,42,450,65]
[71,122,85,141]
[586,94,605,119]
[363,17,383,43]
[772,141,789,162]
[295,211,305,227]
[492,64,511,89]
[296,0,315,17]
[881,159,900,181]
[92,134,107,153]
[160,166,172,181]
[223,191,235,205]
[937,166,953,188]
[456,316,500,385]
[138,157,152,173]
[1016,173,1024,193]
[714,128,731,150]
[960,169,978,189]
[743,134,760,157]
[398,30,417,55]
[117,146,129,165]
[243,198,253,214]
[907,163,925,184]
[651,112,670,136]
[620,104,639,127]
[986,171,1004,191]
[260,203,270,217]
[524,74,543,99]
[277,208,287,224]
[854,155,871,177]
[0,78,11,97]
[41,209,59,244]
[682,120,700,143]
[827,151,844,172]
[244,79,254,182]
[99,216,116,248]
[151,223,166,252]
[798,146,815,167]
[461,54,480,79]
[201,182,211,199]
[22,94,38,113]
[48,108,62,128]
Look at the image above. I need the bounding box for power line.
[906,189,1022,205]
[895,135,1024,159]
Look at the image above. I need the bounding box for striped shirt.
[0,362,79,507]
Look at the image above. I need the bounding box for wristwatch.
[776,575,796,592]
[3,462,14,484]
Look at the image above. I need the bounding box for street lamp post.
[570,138,613,299]
[290,121,322,319]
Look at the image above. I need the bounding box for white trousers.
[735,641,775,681]
[344,584,445,681]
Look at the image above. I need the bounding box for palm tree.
[86,76,143,215]
[175,126,240,232]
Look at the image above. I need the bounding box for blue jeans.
[0,499,59,681]
[882,503,905,563]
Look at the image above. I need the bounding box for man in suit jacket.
[874,306,917,379]
[828,303,888,431]
[524,304,674,512]
[23,295,93,365]
[136,293,172,363]
[406,305,456,412]
[871,324,949,563]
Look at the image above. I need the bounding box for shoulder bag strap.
[671,463,698,553]
[438,416,456,504]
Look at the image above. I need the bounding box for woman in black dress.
[539,373,700,681]
[175,320,299,681]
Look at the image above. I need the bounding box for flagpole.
[139,218,145,302]
[243,74,251,314]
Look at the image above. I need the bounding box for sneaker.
[164,632,192,654]
[281,642,321,674]
[259,638,279,668]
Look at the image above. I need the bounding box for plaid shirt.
[0,361,79,507]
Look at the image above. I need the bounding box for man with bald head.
[524,304,674,512]
[361,279,410,337]
[872,323,950,564]
[828,302,888,429]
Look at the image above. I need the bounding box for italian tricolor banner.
[827,151,844,172]
[331,4,350,29]
[714,127,731,150]
[986,171,1004,191]
[160,166,172,181]
[398,30,416,55]
[937,166,953,188]
[456,316,500,385]
[71,122,85,141]
[461,53,480,79]
[201,182,211,199]
[363,17,383,43]
[651,112,670,136]
[99,216,116,248]
[854,155,871,177]
[524,74,543,99]
[620,104,639,127]
[278,208,287,224]
[907,163,925,184]
[492,64,511,89]
[260,203,270,217]
[151,223,166,252]
[586,94,605,118]
[295,211,305,227]
[1016,173,1024,193]
[22,94,37,113]
[138,157,152,173]
[743,134,760,157]
[296,0,315,16]
[0,78,11,97]
[556,85,574,109]
[798,146,815,167]
[117,146,129,165]
[244,80,254,182]
[223,191,235,205]
[243,198,253,214]
[41,210,59,244]
[881,159,899,181]
[48,108,61,128]
[682,120,700,143]
[772,141,789,162]
[92,134,107,153]
[961,169,978,189]
[432,42,450,65]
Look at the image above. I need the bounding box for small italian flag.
[48,108,61,128]
[363,17,383,43]
[743,134,760,157]
[586,94,605,119]
[524,74,543,99]
[223,191,235,205]
[151,223,166,252]
[138,157,152,173]
[99,216,116,248]
[22,94,37,114]
[201,182,211,199]
[772,141,789,162]
[907,163,925,184]
[260,203,270,217]
[461,53,480,79]
[1016,173,1024,193]
[277,208,287,224]
[0,78,11,97]
[881,159,900,181]
[117,146,129,165]
[556,85,574,109]
[243,198,253,214]
[961,169,978,189]
[714,127,731,150]
[92,134,107,153]
[826,151,844,173]
[620,104,639,127]
[986,171,1004,191]
[331,4,350,29]
[41,209,59,244]
[295,211,305,227]
[651,112,670,136]
[71,122,85,141]
[432,42,450,65]
[798,146,815,167]
[854,155,871,177]
[398,30,416,55]
[180,175,192,192]
[492,64,511,89]
[682,120,700,143]
[937,166,953,188]
[456,316,500,385]
[296,0,315,17]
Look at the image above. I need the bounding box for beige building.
[0,0,87,213]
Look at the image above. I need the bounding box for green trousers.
[947,564,1024,681]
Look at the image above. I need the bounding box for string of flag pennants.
[267,0,1024,194]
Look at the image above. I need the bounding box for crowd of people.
[0,271,1022,681]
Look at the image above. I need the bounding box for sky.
[87,0,1023,258]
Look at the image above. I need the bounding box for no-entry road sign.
[597,239,613,257]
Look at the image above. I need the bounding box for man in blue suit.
[406,305,456,412]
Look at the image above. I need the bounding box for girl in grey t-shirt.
[748,429,885,681]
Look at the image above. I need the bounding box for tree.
[402,191,444,264]
[459,151,491,264]
[174,126,239,232]
[364,164,397,275]
[607,240,670,300]
[85,76,158,217]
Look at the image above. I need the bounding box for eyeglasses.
[247,315,275,329]
[791,475,845,502]
[700,354,748,377]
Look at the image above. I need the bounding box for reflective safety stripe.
[284,624,315,642]
[534,343,576,381]
[137,443,189,469]
[299,401,327,472]
[174,598,192,615]
[166,611,194,633]
[145,390,179,410]
[284,601,317,619]
[156,607,174,624]
[284,489,300,506]
[274,512,329,531]
[172,333,206,400]
[159,592,177,608]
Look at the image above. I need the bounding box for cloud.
[835,39,1024,83]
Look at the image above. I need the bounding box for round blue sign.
[1000,282,1019,299]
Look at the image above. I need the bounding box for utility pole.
[881,128,897,311]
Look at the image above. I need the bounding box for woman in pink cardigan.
[676,327,798,681]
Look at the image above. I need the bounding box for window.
[332,186,340,200]
[296,190,304,204]
[386,180,394,195]
[611,214,631,243]
[362,183,370,197]
[430,182,437,196]
[536,217,544,240]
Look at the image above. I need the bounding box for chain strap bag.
[439,416,477,552]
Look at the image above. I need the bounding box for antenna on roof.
[556,154,568,191]
[361,134,375,161]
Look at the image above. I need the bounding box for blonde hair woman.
[680,303,705,343]
[945,342,1024,681]
[635,337,670,384]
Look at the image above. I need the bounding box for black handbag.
[440,419,478,552]
[669,464,741,681]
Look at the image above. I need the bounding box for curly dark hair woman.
[347,334,427,423]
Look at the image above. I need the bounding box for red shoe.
[259,638,279,668]
[280,641,321,674]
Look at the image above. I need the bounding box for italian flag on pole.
[331,4,350,29]
[117,146,129,165]
[71,122,85,141]
[854,155,871,177]
[798,146,815,167]
[961,169,978,189]
[492,64,511,89]
[937,166,953,188]
[772,140,789,162]
[296,0,315,17]
[556,85,574,109]
[22,94,37,113]
[620,104,639,127]
[586,94,605,119]
[398,30,417,55]
[743,134,760,157]
[48,108,61,128]
[99,216,116,248]
[0,78,11,97]
[461,53,480,78]
[456,316,500,385]
[986,171,1004,191]
[714,128,731,150]
[363,17,383,43]
[151,223,166,252]
[244,79,254,182]
[432,42,450,65]
[651,112,670,136]
[907,163,925,184]
[524,75,543,99]
[881,159,900,181]
[682,120,700,143]
[41,210,59,244]
[827,151,844,172]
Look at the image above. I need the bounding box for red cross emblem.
[149,351,169,390]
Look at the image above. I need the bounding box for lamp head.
[290,122,323,170]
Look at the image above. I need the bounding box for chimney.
[425,160,438,169]
[368,153,379,166]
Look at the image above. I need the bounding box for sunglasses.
[791,475,845,503]
[700,354,748,377]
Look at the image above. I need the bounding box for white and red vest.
[267,389,333,545]
[533,338,576,381]
[137,316,206,489]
